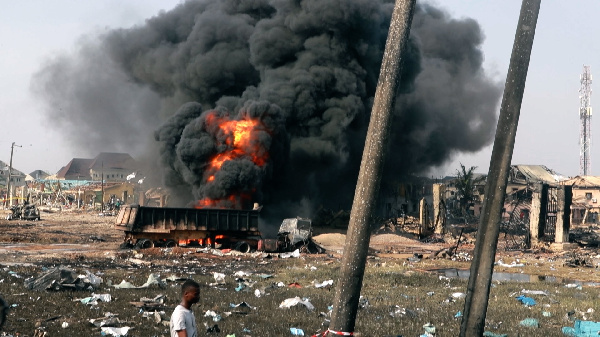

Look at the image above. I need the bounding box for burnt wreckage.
[115,205,317,253]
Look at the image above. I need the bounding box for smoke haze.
[32,0,502,217]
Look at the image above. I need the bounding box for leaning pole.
[459,1,541,336]
[327,0,416,335]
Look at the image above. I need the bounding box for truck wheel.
[233,241,251,253]
[135,239,154,249]
[165,240,177,248]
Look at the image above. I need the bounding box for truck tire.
[135,239,154,249]
[165,239,177,248]
[233,241,251,253]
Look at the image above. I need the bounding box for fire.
[195,194,251,209]
[197,111,270,209]
[177,237,222,246]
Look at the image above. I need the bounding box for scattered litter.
[164,275,187,282]
[61,322,69,328]
[204,310,222,322]
[419,322,435,336]
[257,274,273,279]
[234,271,251,277]
[288,282,302,288]
[314,280,333,288]
[210,249,225,256]
[565,284,583,290]
[482,332,507,337]
[542,311,552,317]
[520,289,549,296]
[101,326,131,336]
[496,259,524,268]
[8,271,22,278]
[79,270,103,286]
[290,327,305,336]
[455,311,463,318]
[230,302,255,310]
[515,295,536,306]
[279,297,315,311]
[280,249,301,258]
[358,296,370,309]
[205,324,220,333]
[89,315,121,327]
[235,283,246,292]
[113,274,166,289]
[389,306,417,318]
[211,272,226,286]
[519,318,539,328]
[451,292,466,299]
[141,311,167,324]
[562,320,600,336]
[254,289,263,298]
[139,294,166,304]
[79,293,111,305]
[407,253,422,263]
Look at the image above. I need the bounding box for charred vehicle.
[7,203,40,221]
[115,205,314,253]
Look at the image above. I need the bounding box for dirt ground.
[0,208,597,281]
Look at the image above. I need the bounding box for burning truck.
[115,204,315,253]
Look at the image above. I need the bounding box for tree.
[455,163,485,217]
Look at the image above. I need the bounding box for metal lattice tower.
[580,65,593,176]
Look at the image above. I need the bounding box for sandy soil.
[0,209,453,263]
[0,208,598,283]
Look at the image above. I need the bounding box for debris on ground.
[519,318,539,328]
[112,273,166,289]
[279,297,315,311]
[24,266,94,291]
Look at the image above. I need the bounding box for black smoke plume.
[32,0,502,217]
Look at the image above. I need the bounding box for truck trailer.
[115,204,314,253]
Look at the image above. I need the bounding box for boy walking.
[170,279,200,337]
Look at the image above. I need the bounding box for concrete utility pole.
[328,0,416,334]
[459,1,541,336]
[6,142,22,208]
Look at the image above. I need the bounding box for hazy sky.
[1,1,597,178]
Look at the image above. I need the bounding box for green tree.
[455,163,485,217]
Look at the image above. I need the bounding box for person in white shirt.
[170,279,200,337]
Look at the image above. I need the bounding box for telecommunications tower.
[580,65,593,176]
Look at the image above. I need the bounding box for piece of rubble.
[25,266,93,291]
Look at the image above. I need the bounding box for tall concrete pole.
[459,1,541,336]
[6,142,21,208]
[328,0,416,334]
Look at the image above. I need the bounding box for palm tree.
[455,163,485,217]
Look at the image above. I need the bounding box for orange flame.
[197,111,270,209]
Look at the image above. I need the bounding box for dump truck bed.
[116,204,260,234]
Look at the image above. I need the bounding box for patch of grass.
[0,255,597,336]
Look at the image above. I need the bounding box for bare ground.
[0,209,598,282]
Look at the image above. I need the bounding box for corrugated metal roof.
[563,175,600,188]
[512,165,566,184]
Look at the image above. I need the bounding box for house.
[562,176,600,224]
[81,182,136,206]
[56,153,138,182]
[56,159,93,180]
[0,160,26,188]
[88,153,137,182]
[502,165,566,222]
[28,170,51,180]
